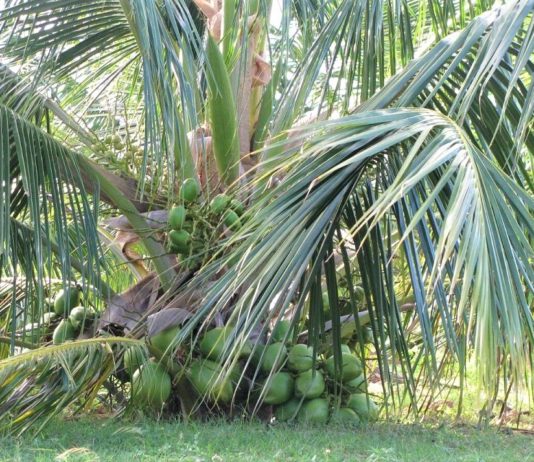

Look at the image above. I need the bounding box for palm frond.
[361,0,534,192]
[0,337,143,435]
[185,108,534,413]
[0,102,106,322]
[264,0,506,142]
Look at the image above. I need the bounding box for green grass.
[1,418,532,462]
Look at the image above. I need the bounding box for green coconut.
[326,344,352,357]
[363,326,375,344]
[263,372,294,405]
[41,311,58,326]
[339,285,365,301]
[223,210,241,230]
[149,325,181,355]
[239,339,253,358]
[260,342,287,373]
[199,326,231,361]
[298,398,329,424]
[251,344,265,366]
[210,194,231,215]
[53,287,82,316]
[187,359,234,403]
[353,285,365,301]
[330,407,361,425]
[346,393,379,422]
[52,319,76,344]
[229,199,245,216]
[274,398,302,422]
[123,346,148,374]
[270,320,293,343]
[111,134,122,146]
[68,306,96,329]
[325,353,362,382]
[344,374,367,393]
[169,229,191,249]
[168,205,187,230]
[180,178,201,202]
[294,369,326,399]
[131,361,172,409]
[228,361,244,386]
[287,344,314,372]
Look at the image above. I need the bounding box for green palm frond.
[0,337,143,435]
[361,0,534,191]
[0,0,203,193]
[0,100,175,344]
[267,0,506,140]
[185,107,533,412]
[0,102,106,316]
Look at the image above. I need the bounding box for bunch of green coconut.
[18,286,96,347]
[167,179,245,269]
[92,134,144,155]
[121,321,245,412]
[49,286,97,344]
[121,317,379,425]
[251,320,379,425]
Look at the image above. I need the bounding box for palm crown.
[0,0,533,432]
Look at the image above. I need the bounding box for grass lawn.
[0,417,532,462]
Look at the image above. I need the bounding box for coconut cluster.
[256,321,379,424]
[120,317,379,424]
[52,287,96,344]
[17,286,96,347]
[167,179,245,269]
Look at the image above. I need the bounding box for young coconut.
[52,319,76,344]
[123,346,149,375]
[330,407,361,425]
[68,306,96,329]
[223,210,241,231]
[298,398,329,424]
[180,178,201,202]
[229,198,245,216]
[326,344,352,356]
[270,319,293,343]
[53,287,82,316]
[169,229,191,251]
[210,194,231,215]
[187,359,234,404]
[168,205,187,230]
[344,374,367,393]
[324,352,363,382]
[287,344,314,372]
[131,361,172,410]
[263,371,294,405]
[148,325,181,357]
[294,369,326,399]
[260,342,287,373]
[199,326,232,361]
[346,393,379,422]
[274,398,302,422]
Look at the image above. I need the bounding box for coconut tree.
[0,0,533,432]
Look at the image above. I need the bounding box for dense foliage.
[0,0,532,433]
